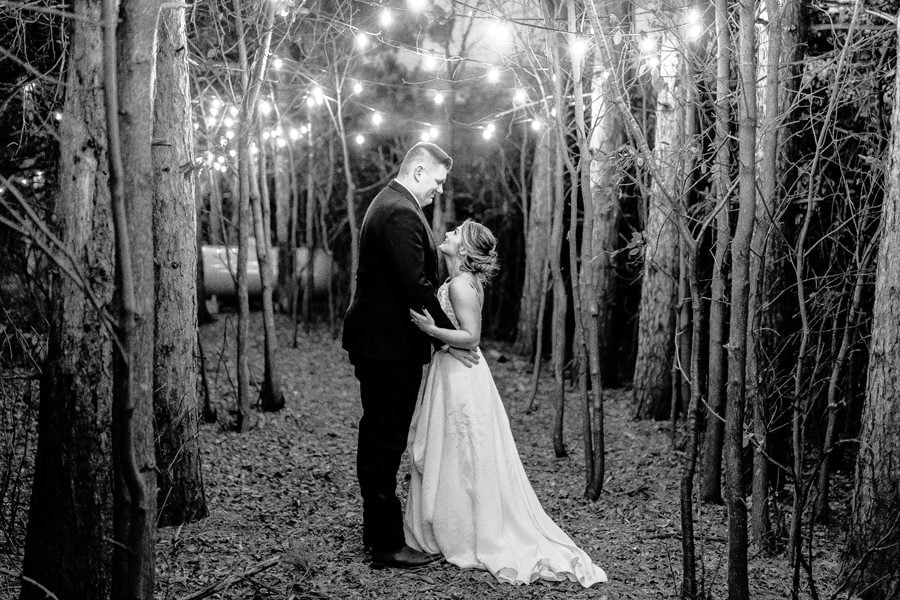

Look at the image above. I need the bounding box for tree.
[20,3,116,597]
[841,18,900,597]
[108,0,163,594]
[632,24,683,421]
[152,3,208,526]
[724,0,757,595]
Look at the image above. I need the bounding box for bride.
[405,220,608,587]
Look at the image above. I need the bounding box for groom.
[342,142,478,568]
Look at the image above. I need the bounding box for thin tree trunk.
[700,0,732,505]
[336,96,358,307]
[20,3,115,596]
[153,3,208,526]
[724,0,757,596]
[208,169,223,245]
[253,104,285,412]
[303,103,315,326]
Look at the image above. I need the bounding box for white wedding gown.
[403,282,608,587]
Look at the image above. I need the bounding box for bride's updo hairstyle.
[458,220,500,285]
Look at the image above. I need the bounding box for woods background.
[1,0,899,598]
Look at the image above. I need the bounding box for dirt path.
[154,313,844,600]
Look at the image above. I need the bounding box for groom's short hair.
[399,142,453,175]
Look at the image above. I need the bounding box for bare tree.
[19,3,116,597]
[152,2,208,526]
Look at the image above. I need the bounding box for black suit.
[342,180,454,553]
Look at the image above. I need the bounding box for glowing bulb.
[211,98,223,109]
[356,33,369,49]
[53,111,63,121]
[193,122,200,130]
[229,149,237,157]
[306,96,315,108]
[433,92,444,105]
[353,81,363,94]
[229,106,239,117]
[274,125,284,137]
[380,8,393,26]
[422,55,438,71]
[640,36,657,54]
[407,0,426,13]
[513,88,527,104]
[487,20,511,42]
[276,138,287,148]
[570,38,588,59]
[249,143,259,156]
[204,116,216,129]
[223,116,235,128]
[312,86,324,105]
[263,130,271,140]
[486,67,500,83]
[300,125,308,135]
[482,122,495,140]
[225,129,235,139]
[531,119,542,131]
[429,126,439,139]
[686,23,703,40]
[259,100,272,115]
[550,107,557,117]
[216,155,226,163]
[272,57,283,70]
[289,128,301,141]
[420,131,431,142]
[355,134,365,145]
[372,112,383,126]
[209,104,220,117]
[647,56,660,68]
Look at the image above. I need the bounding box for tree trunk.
[208,169,223,245]
[842,22,900,597]
[152,3,208,527]
[633,32,682,421]
[516,129,552,356]
[724,0,757,596]
[21,3,115,596]
[110,1,162,596]
[253,116,285,412]
[275,141,293,312]
[701,0,732,507]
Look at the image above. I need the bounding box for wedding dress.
[403,281,608,587]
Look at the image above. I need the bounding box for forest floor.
[2,312,851,600]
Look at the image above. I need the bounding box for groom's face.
[413,162,448,208]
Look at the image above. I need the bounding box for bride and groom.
[342,142,607,587]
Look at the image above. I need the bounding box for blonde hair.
[457,220,499,285]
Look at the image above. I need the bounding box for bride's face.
[438,227,463,257]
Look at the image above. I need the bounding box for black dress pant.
[353,357,424,553]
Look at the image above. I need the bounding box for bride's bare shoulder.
[449,273,483,303]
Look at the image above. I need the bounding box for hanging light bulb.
[306,96,315,108]
[640,35,657,54]
[685,9,704,41]
[53,111,63,121]
[209,104,220,117]
[486,67,500,83]
[420,130,431,142]
[259,100,272,115]
[272,57,283,70]
[312,86,324,105]
[422,54,438,72]
[276,138,287,148]
[429,126,439,139]
[356,32,369,50]
[355,134,365,145]
[372,112,383,126]
[513,88,527,105]
[225,129,235,139]
[433,92,444,105]
[229,149,237,157]
[380,8,393,27]
[229,106,239,117]
[224,116,235,128]
[353,81,363,94]
[407,0,426,13]
[531,119,542,131]
[570,37,588,60]
[482,122,495,140]
[289,127,301,141]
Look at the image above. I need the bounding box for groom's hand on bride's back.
[446,345,480,367]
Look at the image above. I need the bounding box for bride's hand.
[409,308,435,333]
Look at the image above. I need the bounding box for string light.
[530,119,542,131]
[429,126,439,139]
[289,127,301,141]
[53,111,63,121]
[422,54,439,72]
[229,106,239,117]
[300,125,308,135]
[209,104,220,117]
[225,130,235,139]
[482,122,495,140]
[355,134,365,145]
[372,112,383,126]
[353,81,363,94]
[272,57,284,70]
[513,88,527,105]
[306,96,316,108]
[259,100,272,115]
[420,130,431,141]
[312,86,325,105]
[210,98,223,110]
[276,138,287,148]
[224,116,235,128]
[229,149,237,157]
[433,92,444,105]
[570,37,588,60]
[380,8,393,27]
[193,122,200,130]
[486,67,500,83]
[685,9,703,40]
[639,36,657,54]
[204,116,216,128]
[356,32,370,50]
[407,0,426,13]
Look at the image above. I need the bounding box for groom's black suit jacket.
[342,180,454,365]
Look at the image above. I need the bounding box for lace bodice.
[437,281,460,329]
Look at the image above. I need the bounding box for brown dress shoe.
[370,545,442,569]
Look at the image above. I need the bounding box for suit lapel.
[388,181,439,283]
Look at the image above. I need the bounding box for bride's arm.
[409,277,482,349]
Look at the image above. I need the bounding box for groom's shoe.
[370,545,442,569]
